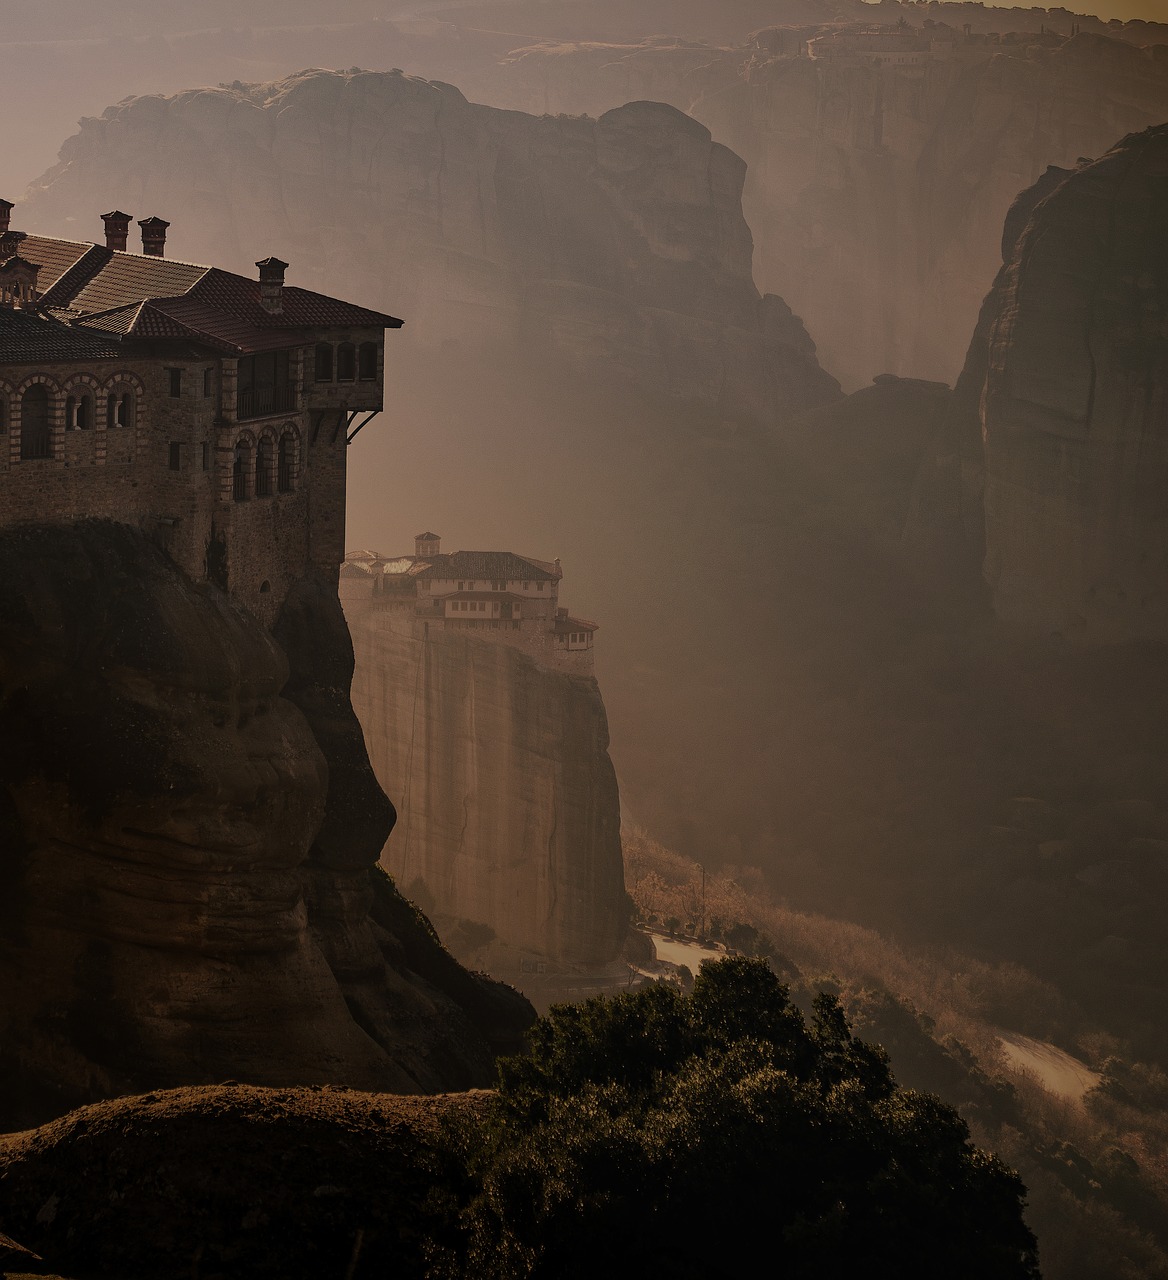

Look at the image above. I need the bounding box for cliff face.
[0,522,531,1131]
[24,70,839,424]
[346,604,626,969]
[972,126,1168,643]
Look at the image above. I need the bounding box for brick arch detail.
[15,372,63,397]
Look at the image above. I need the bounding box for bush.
[461,958,1040,1279]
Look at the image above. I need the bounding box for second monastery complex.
[0,199,400,624]
[342,534,599,674]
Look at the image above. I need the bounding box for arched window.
[358,341,377,381]
[233,440,251,502]
[106,388,135,428]
[314,343,334,383]
[20,385,51,460]
[277,433,295,492]
[255,438,272,497]
[66,395,76,430]
[77,393,93,430]
[336,342,356,382]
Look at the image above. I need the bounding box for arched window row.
[232,426,300,502]
[313,340,377,385]
[0,378,140,444]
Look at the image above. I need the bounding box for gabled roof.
[6,233,403,360]
[417,551,561,582]
[554,615,599,634]
[0,309,123,364]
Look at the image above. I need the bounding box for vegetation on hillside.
[447,958,1039,1279]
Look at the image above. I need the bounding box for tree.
[462,959,1040,1280]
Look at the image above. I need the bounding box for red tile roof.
[8,234,403,358]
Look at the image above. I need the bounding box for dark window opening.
[203,367,213,398]
[169,442,181,471]
[259,580,271,594]
[336,342,356,382]
[168,368,183,398]
[20,385,51,459]
[314,343,334,383]
[358,341,377,381]
[255,440,271,497]
[237,349,295,419]
[277,435,294,492]
[201,442,209,471]
[108,390,134,428]
[233,445,248,502]
[76,393,92,430]
[65,395,76,430]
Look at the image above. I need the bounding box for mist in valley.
[4,0,1168,1274]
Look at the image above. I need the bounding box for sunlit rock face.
[346,610,625,968]
[25,71,839,424]
[0,522,532,1130]
[972,126,1168,643]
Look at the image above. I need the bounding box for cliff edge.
[0,522,532,1131]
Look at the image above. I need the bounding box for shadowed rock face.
[22,70,839,426]
[966,126,1168,643]
[0,522,532,1130]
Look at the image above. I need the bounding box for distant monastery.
[341,533,598,674]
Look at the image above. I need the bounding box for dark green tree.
[462,958,1040,1279]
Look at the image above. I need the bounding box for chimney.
[138,216,170,257]
[256,257,288,315]
[101,210,132,252]
[414,532,441,558]
[0,200,11,235]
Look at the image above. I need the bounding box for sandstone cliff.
[967,126,1168,644]
[24,71,839,425]
[0,522,532,1131]
[345,602,625,971]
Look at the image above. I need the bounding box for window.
[277,434,294,492]
[107,389,134,428]
[76,393,92,430]
[203,367,213,398]
[0,399,6,434]
[20,385,50,460]
[233,441,250,502]
[168,442,181,471]
[66,395,76,430]
[336,342,356,382]
[237,350,294,419]
[538,582,545,591]
[168,368,183,398]
[458,581,465,591]
[358,341,377,381]
[314,343,334,383]
[255,439,271,497]
[201,442,209,471]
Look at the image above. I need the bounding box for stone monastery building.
[0,200,401,622]
[342,533,599,673]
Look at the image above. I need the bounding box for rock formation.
[968,126,1168,643]
[23,71,839,425]
[345,602,626,971]
[0,1083,484,1279]
[0,522,532,1132]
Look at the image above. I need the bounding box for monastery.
[0,200,401,623]
[342,533,599,673]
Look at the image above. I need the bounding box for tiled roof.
[415,531,440,540]
[554,615,599,633]
[6,233,403,360]
[417,551,561,581]
[0,309,122,364]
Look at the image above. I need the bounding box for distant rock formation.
[345,597,626,971]
[968,126,1168,643]
[23,71,839,425]
[0,522,532,1131]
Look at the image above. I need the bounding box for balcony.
[237,382,298,421]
